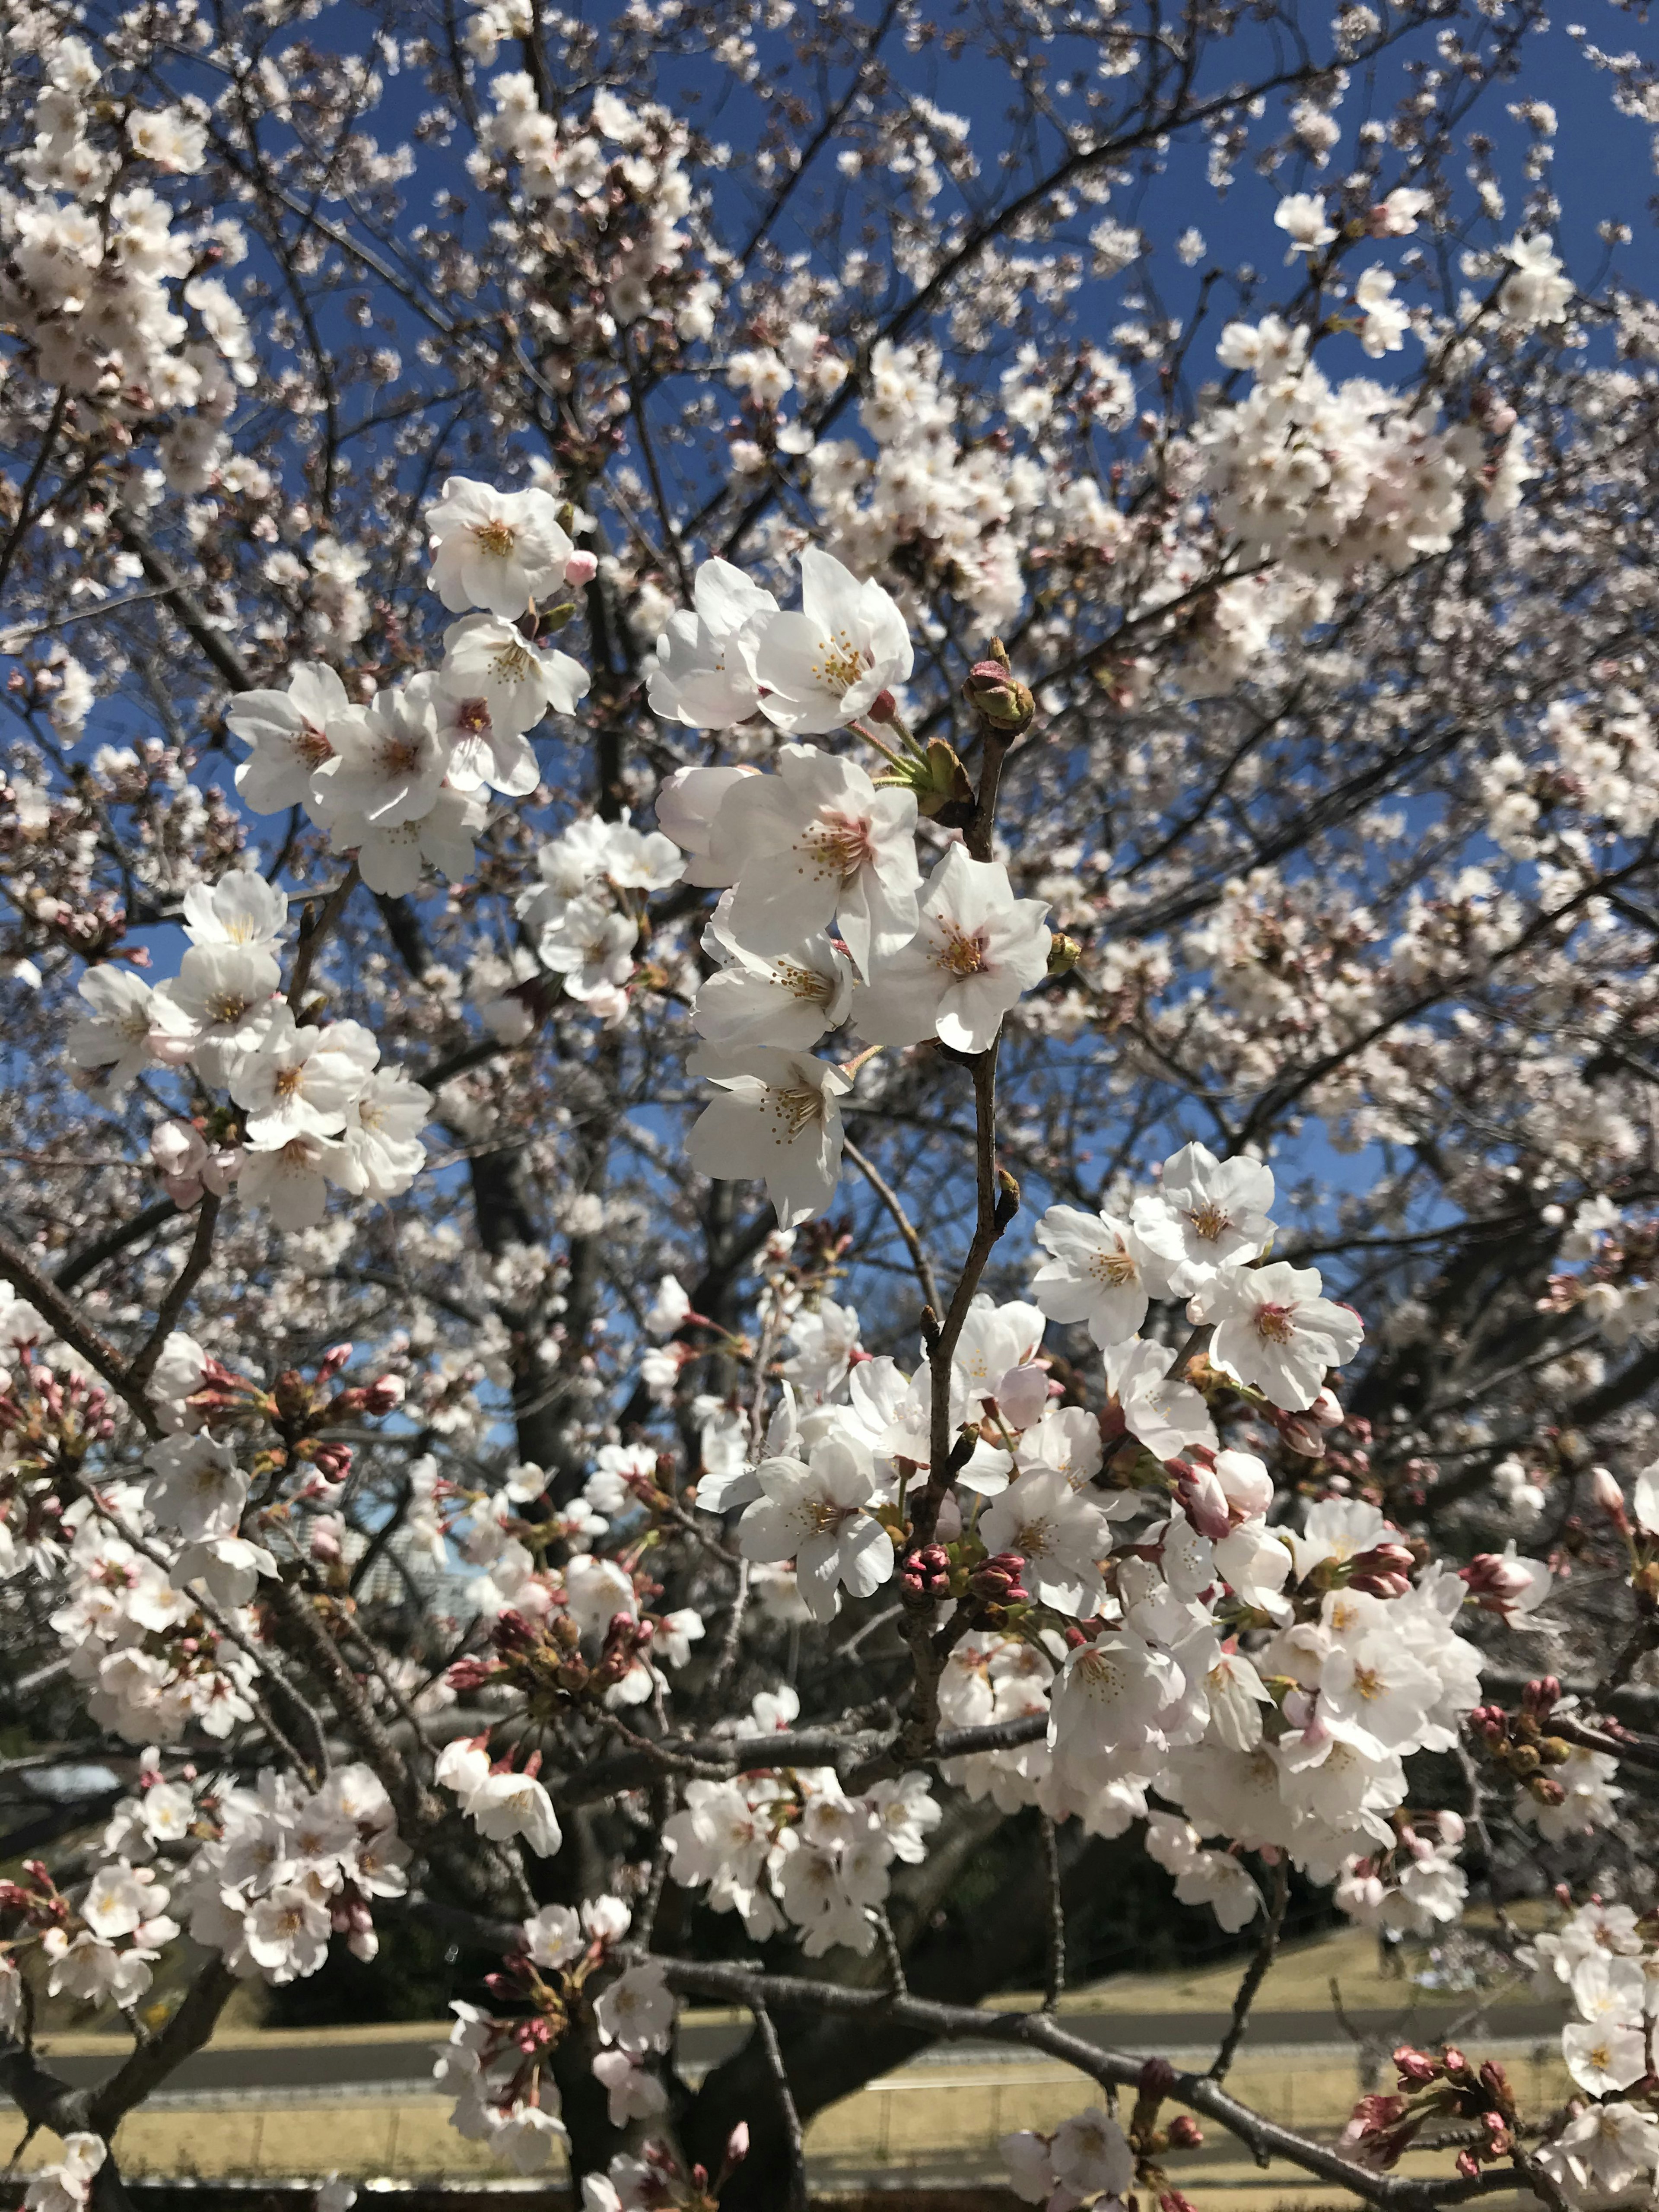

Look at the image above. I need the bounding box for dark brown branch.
[749,1998,807,2212]
[288,861,361,1007]
[54,1198,179,1293]
[86,1958,238,2133]
[0,1227,159,1438]
[127,1193,220,1392]
[649,1955,1516,2209]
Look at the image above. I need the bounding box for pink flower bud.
[1591,1465,1630,1529]
[1393,2046,1438,2086]
[725,2123,750,2164]
[1311,1387,1344,1429]
[1175,1462,1232,1541]
[564,550,598,587]
[1214,1448,1274,1518]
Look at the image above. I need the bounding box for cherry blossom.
[853,846,1050,1052]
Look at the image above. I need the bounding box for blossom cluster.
[224,477,592,896]
[64,868,429,1227]
[662,1694,940,1955]
[0,25,254,476]
[433,1894,674,2175]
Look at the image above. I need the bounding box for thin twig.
[1040,1814,1066,2012]
[1211,1855,1291,2080]
[127,1195,220,1391]
[843,1135,941,1316]
[871,1905,908,1996]
[288,860,361,1007]
[750,1997,808,2212]
[0,389,69,606]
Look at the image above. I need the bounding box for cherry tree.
[1,1,1659,2208]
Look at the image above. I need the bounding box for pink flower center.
[933,920,988,977]
[1252,1301,1297,1344]
[801,809,875,884]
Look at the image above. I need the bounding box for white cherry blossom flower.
[654,764,759,887]
[706,744,920,978]
[853,847,1050,1053]
[426,477,575,615]
[343,1071,430,1197]
[1499,233,1573,327]
[1197,1260,1364,1411]
[1104,1337,1218,1462]
[1135,1142,1275,1294]
[749,548,913,734]
[687,1046,851,1228]
[1275,191,1335,257]
[648,559,778,728]
[182,873,289,954]
[466,1767,563,1856]
[1034,1204,1180,1348]
[231,1007,378,1144]
[321,785,488,896]
[238,1131,365,1229]
[591,2049,668,2129]
[66,966,156,1096]
[1354,266,1411,356]
[694,896,856,1050]
[150,943,280,1089]
[737,1436,893,1622]
[318,686,450,828]
[144,1433,247,1541]
[227,664,347,813]
[1562,2019,1648,2098]
[1538,2101,1659,2201]
[536,898,638,1002]
[440,613,589,734]
[593,1960,675,2052]
[1049,2108,1134,2199]
[980,1468,1110,1615]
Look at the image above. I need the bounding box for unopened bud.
[564,550,598,588]
[1046,932,1081,976]
[1138,2055,1176,2101]
[1279,1411,1324,1457]
[1310,1386,1344,1429]
[962,649,1036,735]
[1591,1465,1630,1530]
[725,2122,749,2165]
